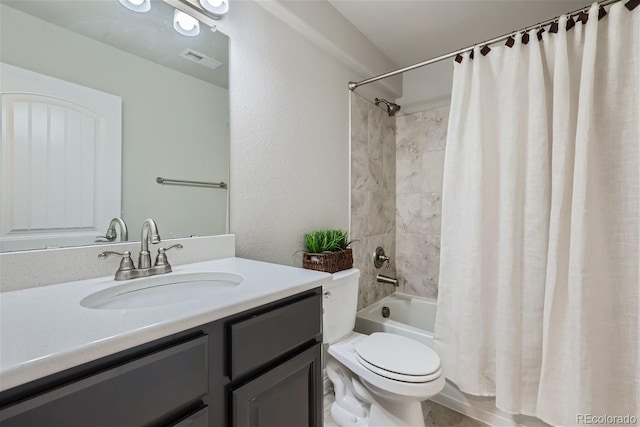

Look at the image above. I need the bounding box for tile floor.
[324,392,488,427]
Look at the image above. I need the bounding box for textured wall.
[395,105,449,299]
[226,1,358,266]
[350,93,397,309]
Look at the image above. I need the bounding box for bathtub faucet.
[376,274,399,287]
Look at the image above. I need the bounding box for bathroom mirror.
[0,0,229,252]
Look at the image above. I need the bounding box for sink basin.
[81,272,243,310]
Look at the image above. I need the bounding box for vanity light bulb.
[173,10,200,37]
[118,0,151,13]
[199,0,229,16]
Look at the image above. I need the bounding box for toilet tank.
[322,268,360,344]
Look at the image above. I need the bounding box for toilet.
[323,268,444,427]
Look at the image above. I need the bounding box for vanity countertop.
[0,257,331,392]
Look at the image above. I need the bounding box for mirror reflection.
[0,0,229,252]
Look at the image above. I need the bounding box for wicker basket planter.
[303,248,353,273]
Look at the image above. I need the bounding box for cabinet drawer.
[0,335,208,427]
[229,293,321,380]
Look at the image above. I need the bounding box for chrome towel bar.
[156,177,228,189]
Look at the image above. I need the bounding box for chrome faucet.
[98,219,183,280]
[96,217,129,242]
[139,218,161,269]
[377,274,399,287]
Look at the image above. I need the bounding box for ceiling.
[328,0,593,68]
[2,0,229,88]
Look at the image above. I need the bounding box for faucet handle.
[155,244,183,267]
[98,250,135,272]
[372,247,391,269]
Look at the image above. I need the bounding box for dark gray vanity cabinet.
[0,288,322,427]
[232,344,322,427]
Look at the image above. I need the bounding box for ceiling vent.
[179,49,222,70]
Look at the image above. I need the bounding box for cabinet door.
[231,343,322,427]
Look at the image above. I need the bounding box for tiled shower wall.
[395,106,449,299]
[350,93,396,309]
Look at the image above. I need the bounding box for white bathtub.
[355,292,436,348]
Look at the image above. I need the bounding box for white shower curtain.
[434,3,639,425]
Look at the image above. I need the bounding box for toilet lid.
[355,353,442,383]
[355,333,441,377]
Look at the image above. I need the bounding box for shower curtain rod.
[348,0,624,91]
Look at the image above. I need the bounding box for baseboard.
[431,382,550,427]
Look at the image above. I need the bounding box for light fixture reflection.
[173,9,200,37]
[199,0,229,16]
[118,0,150,13]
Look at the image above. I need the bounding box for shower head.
[374,98,401,117]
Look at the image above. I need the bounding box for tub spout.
[376,274,399,287]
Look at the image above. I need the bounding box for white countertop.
[0,257,331,392]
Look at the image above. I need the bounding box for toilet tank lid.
[332,268,360,282]
[323,268,360,289]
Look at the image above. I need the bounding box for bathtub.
[355,292,436,348]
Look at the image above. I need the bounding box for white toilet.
[323,268,445,427]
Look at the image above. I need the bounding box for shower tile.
[368,156,384,193]
[424,234,441,286]
[396,233,429,274]
[397,165,424,195]
[423,106,450,152]
[350,190,368,240]
[368,192,394,236]
[368,106,385,193]
[396,270,438,299]
[396,131,423,195]
[351,139,370,191]
[351,93,369,144]
[401,273,438,299]
[357,284,376,310]
[396,233,440,275]
[423,150,446,192]
[382,232,396,275]
[368,105,385,160]
[396,111,427,144]
[382,117,396,194]
[383,194,396,234]
[350,95,398,309]
[396,193,441,235]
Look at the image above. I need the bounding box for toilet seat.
[328,332,445,399]
[354,332,441,382]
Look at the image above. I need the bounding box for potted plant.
[302,229,354,273]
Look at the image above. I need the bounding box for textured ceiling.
[328,0,593,68]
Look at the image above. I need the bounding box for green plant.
[304,230,352,253]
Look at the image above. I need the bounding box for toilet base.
[326,356,430,427]
[362,379,426,427]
